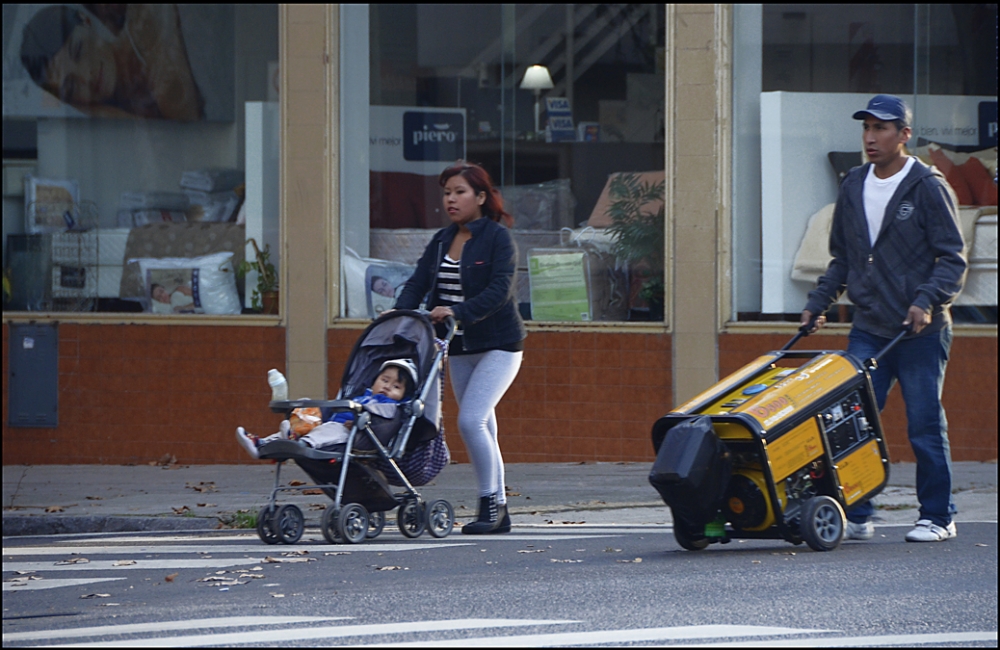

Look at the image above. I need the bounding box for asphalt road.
[3,521,997,647]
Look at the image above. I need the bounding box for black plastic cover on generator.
[648,415,732,526]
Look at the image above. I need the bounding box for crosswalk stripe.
[2,577,126,592]
[4,542,470,556]
[32,618,578,648]
[672,631,999,647]
[2,617,346,642]
[4,558,264,572]
[354,624,833,647]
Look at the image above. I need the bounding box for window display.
[341,4,666,323]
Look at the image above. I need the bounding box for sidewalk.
[3,461,997,537]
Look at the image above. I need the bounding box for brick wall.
[2,323,285,465]
[329,328,673,464]
[719,332,998,462]
[3,323,994,464]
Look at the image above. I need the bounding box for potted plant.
[605,172,665,320]
[236,238,278,314]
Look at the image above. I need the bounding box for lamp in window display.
[520,64,554,135]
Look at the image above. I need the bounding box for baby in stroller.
[235,358,418,459]
[246,310,456,545]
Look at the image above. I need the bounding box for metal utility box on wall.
[8,323,58,427]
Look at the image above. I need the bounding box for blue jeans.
[845,326,956,527]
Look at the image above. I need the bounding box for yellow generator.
[649,328,904,552]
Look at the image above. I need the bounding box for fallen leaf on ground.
[56,558,90,565]
[373,566,407,571]
[85,496,103,500]
[264,556,315,564]
[165,573,179,582]
[550,559,583,563]
[196,503,216,508]
[617,558,643,563]
[239,573,265,579]
[605,547,622,553]
[325,552,351,556]
[308,503,327,510]
[270,593,285,598]
[80,593,111,599]
[302,489,324,495]
[517,549,545,554]
[45,505,66,513]
[289,480,306,486]
[112,560,137,566]
[172,506,190,515]
[282,550,309,556]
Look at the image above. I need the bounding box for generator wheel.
[800,496,845,552]
[672,515,709,551]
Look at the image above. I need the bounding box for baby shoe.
[236,427,260,459]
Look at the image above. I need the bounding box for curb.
[2,515,221,537]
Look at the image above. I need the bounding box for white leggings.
[448,349,523,505]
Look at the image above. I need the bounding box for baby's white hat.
[379,358,418,386]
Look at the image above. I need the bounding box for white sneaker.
[235,427,260,460]
[905,519,957,542]
[278,420,291,440]
[845,520,875,540]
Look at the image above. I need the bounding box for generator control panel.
[818,390,876,460]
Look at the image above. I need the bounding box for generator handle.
[780,314,820,351]
[865,325,911,372]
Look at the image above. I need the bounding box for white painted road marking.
[3,542,470,556]
[18,618,578,648]
[2,577,126,592]
[357,625,835,647]
[2,617,346,643]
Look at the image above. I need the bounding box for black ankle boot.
[462,494,510,534]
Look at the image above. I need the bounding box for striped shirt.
[437,255,465,352]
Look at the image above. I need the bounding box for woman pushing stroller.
[393,160,526,535]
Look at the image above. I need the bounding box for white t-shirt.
[863,156,915,246]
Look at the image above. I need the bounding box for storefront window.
[732,4,998,325]
[339,4,666,324]
[2,4,279,315]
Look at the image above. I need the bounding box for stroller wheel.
[426,499,454,538]
[366,510,386,539]
[800,496,845,552]
[320,506,341,544]
[337,503,370,545]
[397,498,426,538]
[275,504,305,544]
[256,505,280,545]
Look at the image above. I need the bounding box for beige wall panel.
[675,120,714,161]
[676,49,714,85]
[674,11,715,50]
[284,91,327,126]
[673,158,716,218]
[286,4,325,25]
[676,4,714,15]
[285,124,327,162]
[676,84,715,119]
[286,56,326,94]
[674,222,716,264]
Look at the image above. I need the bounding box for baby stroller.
[255,309,456,545]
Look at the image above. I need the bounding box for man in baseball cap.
[801,93,966,544]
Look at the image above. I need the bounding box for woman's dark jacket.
[394,217,526,352]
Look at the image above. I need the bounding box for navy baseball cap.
[853,94,911,126]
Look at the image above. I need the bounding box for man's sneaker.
[845,520,875,540]
[905,519,957,542]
